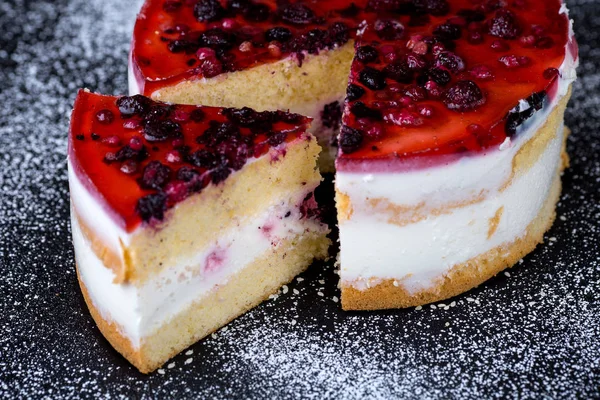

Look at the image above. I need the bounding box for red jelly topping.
[132,0,368,94]
[337,0,573,169]
[131,0,575,170]
[69,90,309,230]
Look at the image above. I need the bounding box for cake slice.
[335,1,578,309]
[68,89,330,372]
[128,0,371,172]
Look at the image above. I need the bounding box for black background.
[1,0,599,398]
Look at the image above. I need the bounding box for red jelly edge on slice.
[69,89,310,231]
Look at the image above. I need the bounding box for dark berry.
[244,3,270,22]
[414,0,449,16]
[321,101,342,131]
[428,68,451,86]
[435,51,465,72]
[189,149,220,169]
[143,120,182,142]
[95,109,114,125]
[347,84,366,101]
[265,27,292,43]
[199,28,235,50]
[434,23,462,40]
[329,22,350,45]
[383,61,413,84]
[211,165,231,184]
[116,95,150,117]
[374,19,405,41]
[359,67,387,91]
[267,131,287,146]
[190,108,206,122]
[194,0,225,22]
[339,126,363,154]
[527,91,546,111]
[443,80,486,111]
[505,106,534,137]
[279,4,315,25]
[168,39,197,54]
[200,121,240,147]
[488,9,521,40]
[356,45,379,64]
[136,193,167,222]
[115,145,147,162]
[177,166,199,182]
[140,161,171,190]
[224,107,258,126]
[350,101,382,120]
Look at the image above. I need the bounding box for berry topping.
[129,0,572,171]
[140,161,172,189]
[359,67,387,91]
[69,91,310,228]
[143,119,183,142]
[356,45,379,64]
[279,3,315,25]
[339,126,363,154]
[194,0,225,22]
[488,9,521,40]
[383,61,413,83]
[442,80,485,111]
[95,109,114,125]
[136,193,167,222]
[346,84,366,102]
[265,27,292,43]
[117,95,150,117]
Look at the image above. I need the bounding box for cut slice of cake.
[68,89,330,372]
[128,0,371,172]
[335,1,578,309]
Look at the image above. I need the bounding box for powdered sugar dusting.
[0,0,599,398]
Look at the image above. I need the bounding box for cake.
[68,89,330,373]
[128,0,577,311]
[70,0,579,372]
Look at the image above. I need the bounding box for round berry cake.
[70,0,578,373]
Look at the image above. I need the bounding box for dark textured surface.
[0,1,599,398]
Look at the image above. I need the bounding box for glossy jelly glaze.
[68,90,310,231]
[337,0,574,170]
[131,0,369,94]
[131,0,573,169]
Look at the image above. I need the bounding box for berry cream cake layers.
[68,89,330,372]
[129,0,378,172]
[335,1,578,310]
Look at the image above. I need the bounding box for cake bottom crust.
[78,231,330,373]
[340,148,568,311]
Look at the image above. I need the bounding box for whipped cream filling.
[337,6,578,291]
[73,200,326,347]
[339,122,565,292]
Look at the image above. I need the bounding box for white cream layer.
[337,7,578,292]
[73,200,326,348]
[338,122,564,292]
